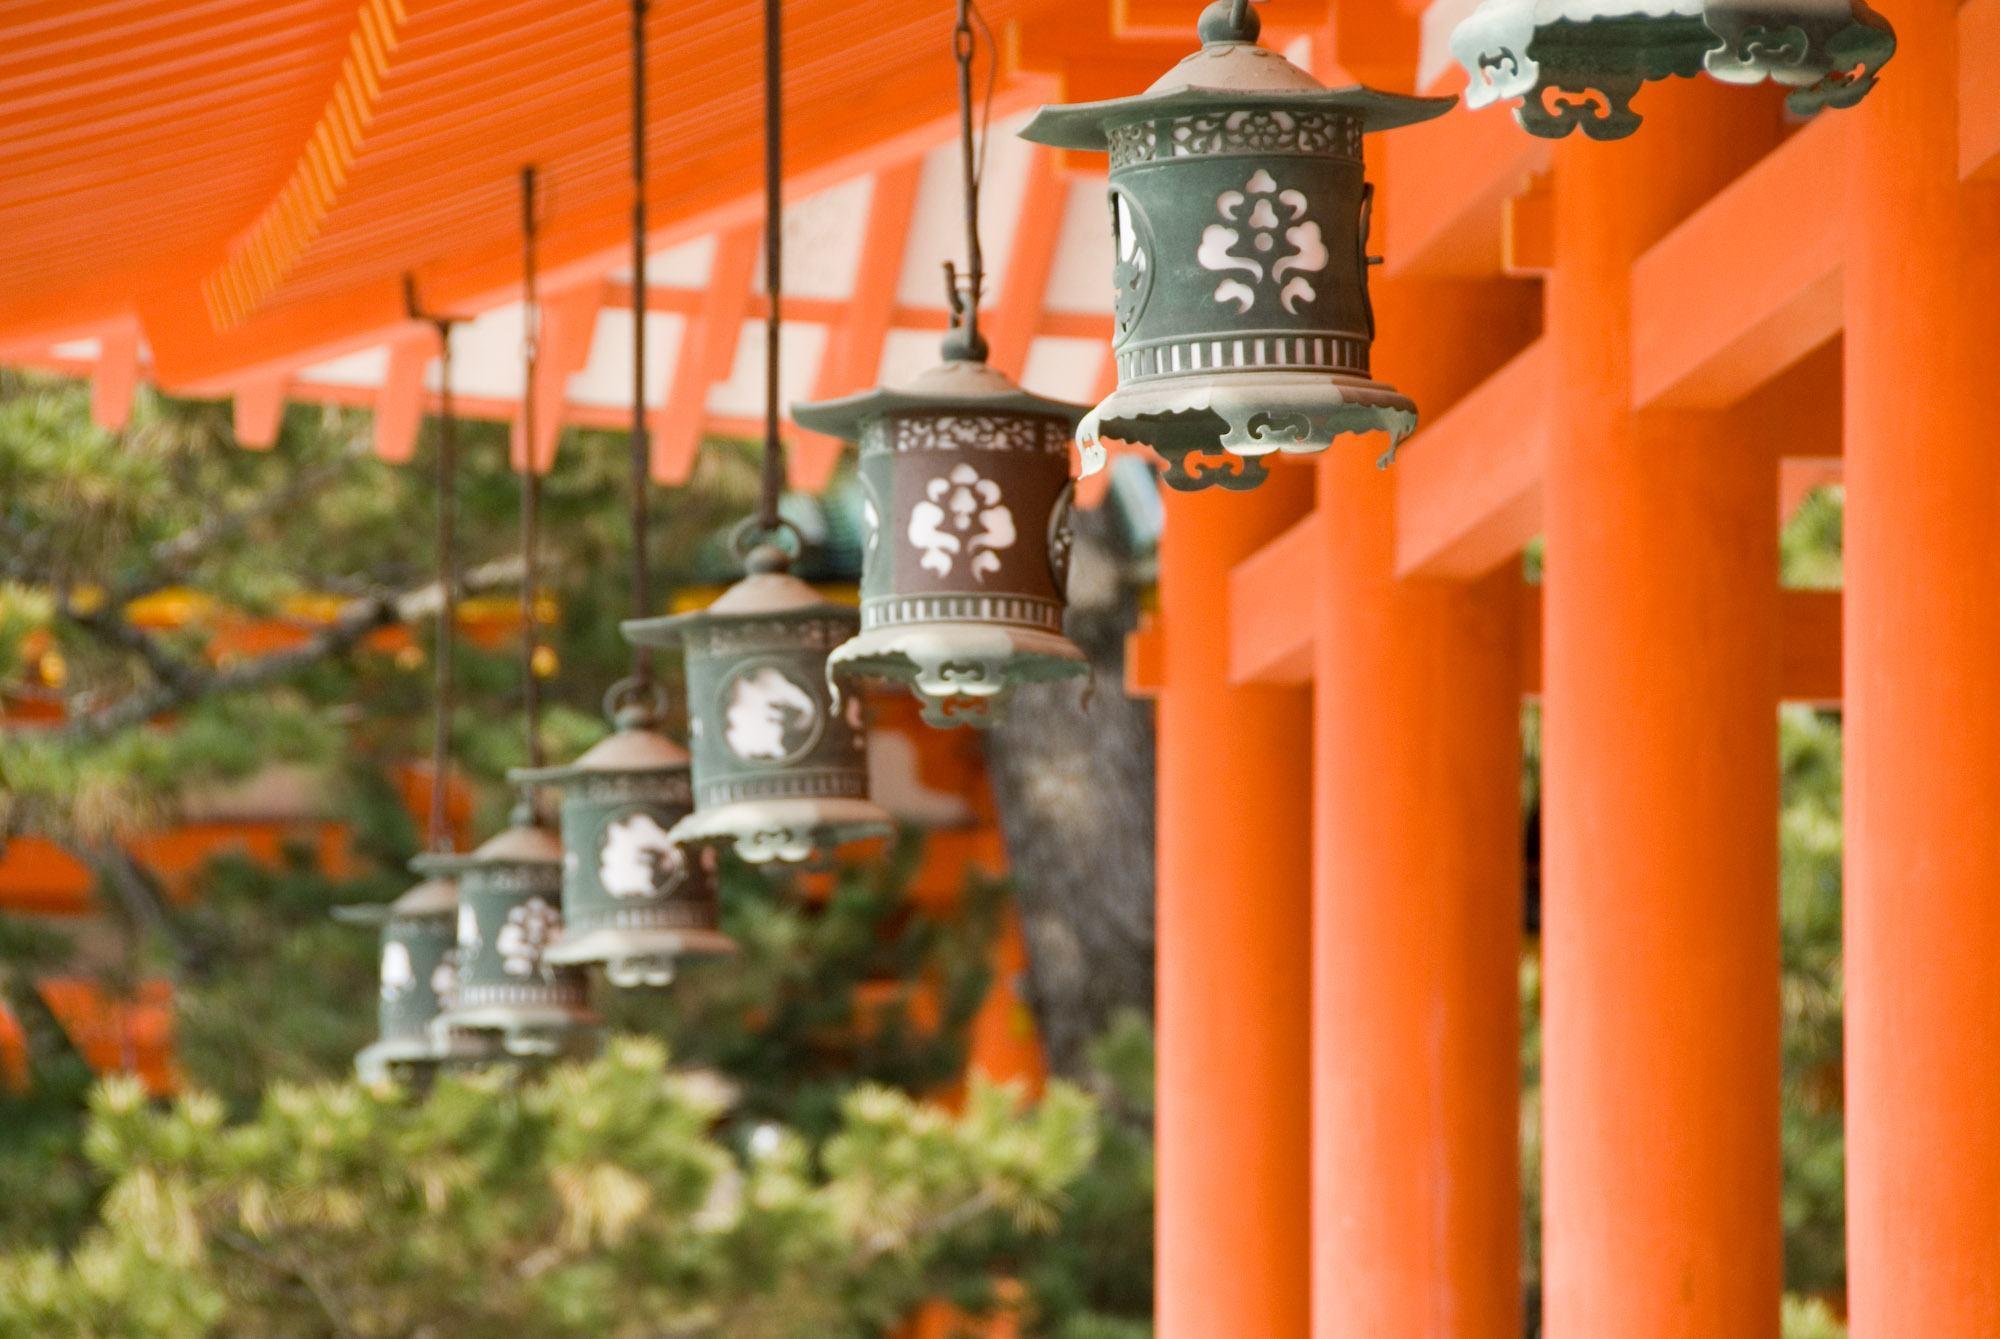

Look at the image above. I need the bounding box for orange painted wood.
[1309,276,1522,1339]
[1501,174,1553,277]
[1228,509,1322,686]
[1122,612,1163,698]
[982,148,1069,380]
[1393,340,1548,579]
[1380,85,1549,278]
[1630,119,1846,412]
[791,159,924,490]
[231,371,288,449]
[89,322,142,432]
[1962,0,2000,182]
[1154,477,1313,1339]
[1842,1,2000,1329]
[37,978,178,1097]
[1778,457,1842,521]
[518,278,603,473]
[1541,83,1784,1339]
[652,223,758,485]
[372,328,434,463]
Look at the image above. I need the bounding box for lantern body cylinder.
[1020,22,1453,491]
[515,721,733,988]
[354,877,497,1080]
[794,356,1088,727]
[625,567,895,864]
[423,823,597,1055]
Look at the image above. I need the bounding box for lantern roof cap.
[512,724,689,782]
[791,354,1086,443]
[412,819,563,873]
[389,875,459,917]
[1019,28,1455,150]
[622,568,850,646]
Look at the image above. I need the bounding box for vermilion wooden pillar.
[1311,276,1523,1336]
[1542,85,1783,1339]
[1843,2,2000,1330]
[1156,475,1313,1339]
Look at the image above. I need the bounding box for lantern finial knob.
[940,324,989,365]
[744,542,791,575]
[1197,0,1259,45]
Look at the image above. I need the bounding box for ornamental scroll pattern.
[1107,109,1362,171]
[888,415,1068,455]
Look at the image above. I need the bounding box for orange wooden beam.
[1228,509,1322,686]
[652,223,759,485]
[90,322,142,433]
[791,159,924,490]
[1124,611,1164,699]
[517,278,603,473]
[1963,0,2000,182]
[1393,340,1549,579]
[1380,91,1549,279]
[230,371,287,449]
[1630,119,1847,412]
[984,148,1069,380]
[1236,560,1840,701]
[372,328,433,464]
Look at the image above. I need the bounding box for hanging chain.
[942,0,993,354]
[519,165,546,771]
[628,0,655,679]
[755,0,786,537]
[1227,0,1253,35]
[404,275,461,853]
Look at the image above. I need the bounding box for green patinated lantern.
[1018,1,1452,492]
[425,799,598,1055]
[510,684,734,988]
[792,334,1089,728]
[1452,0,1893,139]
[348,876,496,1082]
[623,543,895,865]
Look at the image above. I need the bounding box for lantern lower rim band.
[861,593,1065,635]
[437,999,599,1034]
[667,796,896,864]
[546,925,739,966]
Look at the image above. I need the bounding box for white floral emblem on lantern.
[1196,168,1329,315]
[432,949,460,1006]
[723,665,821,762]
[379,941,414,1002]
[457,903,479,953]
[497,896,561,978]
[907,463,1016,580]
[599,811,686,899]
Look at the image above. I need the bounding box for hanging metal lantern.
[623,540,895,864]
[423,800,598,1055]
[1017,1,1452,492]
[510,682,734,988]
[792,334,1089,728]
[1700,0,1893,114]
[348,876,496,1082]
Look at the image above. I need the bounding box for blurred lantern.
[622,0,891,861]
[624,539,895,864]
[795,0,1090,727]
[795,342,1087,728]
[1452,0,1893,139]
[1019,0,1453,492]
[512,682,734,987]
[347,877,494,1083]
[425,797,598,1056]
[1701,0,1893,113]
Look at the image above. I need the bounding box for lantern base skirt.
[1079,371,1417,492]
[830,623,1089,729]
[1702,1,1895,114]
[667,796,896,865]
[438,1001,600,1057]
[546,925,739,986]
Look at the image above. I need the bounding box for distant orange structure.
[3,2,1997,1336]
